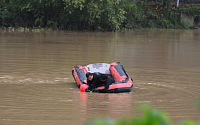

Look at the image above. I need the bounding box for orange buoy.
[80,84,89,92]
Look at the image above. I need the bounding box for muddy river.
[0,29,200,125]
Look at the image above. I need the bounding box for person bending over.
[86,72,115,92]
[100,74,115,92]
[86,72,103,91]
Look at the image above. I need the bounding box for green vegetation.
[0,0,199,31]
[84,101,200,125]
[179,6,200,16]
[121,1,182,29]
[115,104,171,125]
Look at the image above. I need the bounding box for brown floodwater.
[0,29,200,125]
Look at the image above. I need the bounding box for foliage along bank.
[0,0,198,31]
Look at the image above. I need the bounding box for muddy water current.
[0,29,200,125]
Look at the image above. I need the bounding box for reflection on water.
[0,29,200,125]
[79,92,133,123]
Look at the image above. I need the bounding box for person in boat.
[86,72,102,91]
[86,72,115,92]
[99,74,115,92]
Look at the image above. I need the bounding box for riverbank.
[1,0,200,31]
[0,27,55,32]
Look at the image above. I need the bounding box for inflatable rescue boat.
[72,62,133,93]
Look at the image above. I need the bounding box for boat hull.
[72,62,133,93]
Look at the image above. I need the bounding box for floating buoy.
[80,84,89,92]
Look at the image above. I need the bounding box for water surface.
[0,29,200,125]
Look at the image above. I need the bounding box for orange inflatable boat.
[72,62,133,93]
